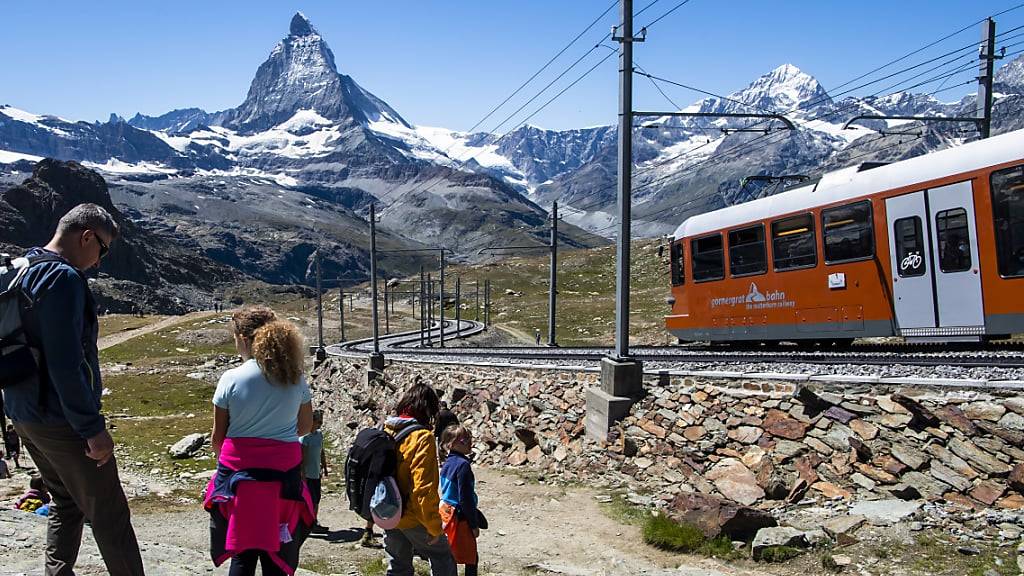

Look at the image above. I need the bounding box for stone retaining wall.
[311,358,1024,511]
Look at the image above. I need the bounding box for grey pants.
[383,525,457,576]
[15,422,146,576]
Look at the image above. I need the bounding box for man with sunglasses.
[3,203,146,575]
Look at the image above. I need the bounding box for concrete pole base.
[585,356,644,441]
[366,352,385,383]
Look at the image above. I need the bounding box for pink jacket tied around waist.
[204,437,315,573]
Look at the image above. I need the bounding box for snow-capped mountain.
[537,60,1024,236]
[3,11,1024,251]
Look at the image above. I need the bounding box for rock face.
[223,13,409,134]
[0,160,239,312]
[311,358,1024,518]
[751,527,807,559]
[669,492,776,540]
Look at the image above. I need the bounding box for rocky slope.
[0,160,240,312]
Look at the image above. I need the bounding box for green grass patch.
[358,559,386,576]
[909,533,1018,576]
[103,372,214,417]
[445,239,674,347]
[599,493,651,526]
[758,545,802,563]
[100,316,236,365]
[641,514,742,559]
[111,415,214,476]
[99,314,166,338]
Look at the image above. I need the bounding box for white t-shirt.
[213,359,311,443]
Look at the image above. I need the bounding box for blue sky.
[2,1,1021,131]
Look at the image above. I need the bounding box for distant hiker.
[4,424,20,468]
[433,402,460,462]
[14,476,51,512]
[0,203,146,575]
[534,329,541,346]
[383,383,457,576]
[301,409,330,534]
[658,243,664,258]
[206,307,315,576]
[439,425,482,576]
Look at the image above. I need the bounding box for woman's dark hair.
[394,382,440,427]
[30,476,46,491]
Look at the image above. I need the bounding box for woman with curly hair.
[204,306,315,576]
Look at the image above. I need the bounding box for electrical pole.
[978,17,997,139]
[548,201,558,347]
[455,275,461,335]
[484,278,491,327]
[427,273,434,347]
[384,282,390,335]
[315,249,325,362]
[588,0,645,442]
[339,288,346,342]
[368,203,384,379]
[475,280,480,321]
[612,0,639,362]
[419,266,426,347]
[439,249,446,348]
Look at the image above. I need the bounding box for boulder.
[948,438,1012,476]
[962,401,1005,422]
[891,393,939,429]
[764,410,808,440]
[934,405,977,435]
[668,492,776,540]
[705,458,764,505]
[169,433,205,459]
[822,515,866,538]
[849,499,922,526]
[752,527,807,560]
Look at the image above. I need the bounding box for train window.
[991,165,1024,278]
[691,234,724,282]
[670,240,685,286]
[822,201,874,263]
[728,225,766,276]
[771,213,816,271]
[935,208,972,273]
[894,217,926,277]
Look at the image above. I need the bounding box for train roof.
[672,128,1024,240]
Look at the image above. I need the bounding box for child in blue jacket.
[438,425,480,576]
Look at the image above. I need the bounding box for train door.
[885,181,985,340]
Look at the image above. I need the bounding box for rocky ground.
[3,308,1023,576]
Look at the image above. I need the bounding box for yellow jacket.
[386,417,443,537]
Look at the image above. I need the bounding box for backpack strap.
[393,423,427,445]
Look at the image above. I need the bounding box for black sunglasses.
[91,230,109,259]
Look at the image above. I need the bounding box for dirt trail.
[98,310,224,351]
[0,465,771,576]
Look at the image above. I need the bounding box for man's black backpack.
[344,423,425,521]
[0,252,65,427]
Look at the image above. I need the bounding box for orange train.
[665,129,1024,344]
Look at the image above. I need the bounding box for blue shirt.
[300,430,323,479]
[3,249,105,439]
[212,359,311,443]
[439,452,479,529]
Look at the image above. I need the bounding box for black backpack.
[0,252,66,429]
[344,423,425,521]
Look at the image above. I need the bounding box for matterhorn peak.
[290,12,317,37]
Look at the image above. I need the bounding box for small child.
[301,410,330,534]
[4,425,20,469]
[439,425,480,576]
[14,476,50,513]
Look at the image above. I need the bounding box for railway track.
[325,320,1024,369]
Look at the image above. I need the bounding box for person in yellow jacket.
[382,383,457,576]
